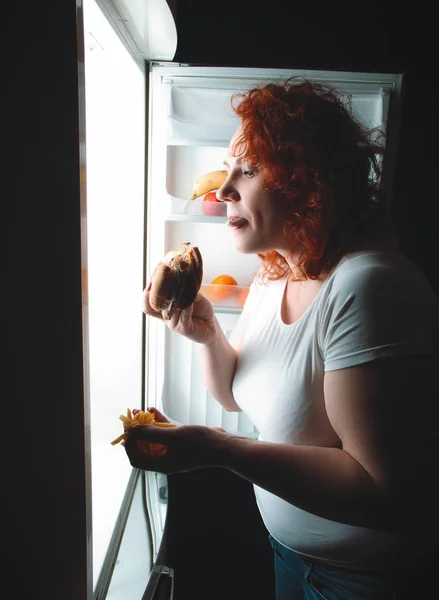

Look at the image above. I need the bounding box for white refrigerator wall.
[145,63,402,433]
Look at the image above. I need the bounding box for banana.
[189,169,227,200]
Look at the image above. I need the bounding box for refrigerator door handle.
[142,564,175,600]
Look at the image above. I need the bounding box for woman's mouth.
[226,217,247,229]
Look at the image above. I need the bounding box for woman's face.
[216,127,290,255]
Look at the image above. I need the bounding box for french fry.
[111,408,176,455]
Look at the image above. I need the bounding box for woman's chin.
[234,240,260,255]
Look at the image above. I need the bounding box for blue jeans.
[269,534,431,600]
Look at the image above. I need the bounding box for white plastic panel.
[162,69,396,145]
[167,85,238,144]
[350,92,386,130]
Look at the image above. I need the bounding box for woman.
[126,79,439,599]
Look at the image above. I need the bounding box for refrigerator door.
[140,64,404,600]
[80,1,179,597]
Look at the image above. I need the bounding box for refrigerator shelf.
[213,305,243,315]
[165,195,227,222]
[165,213,226,224]
[200,283,249,311]
[166,139,228,148]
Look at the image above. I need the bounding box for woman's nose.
[216,179,240,203]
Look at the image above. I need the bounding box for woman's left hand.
[124,413,230,474]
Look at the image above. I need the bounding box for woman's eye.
[242,168,255,178]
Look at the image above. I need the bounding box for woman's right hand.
[142,286,218,345]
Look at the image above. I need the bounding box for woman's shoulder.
[328,249,438,308]
[332,249,417,283]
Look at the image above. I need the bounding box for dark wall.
[174,0,439,293]
[6,2,88,599]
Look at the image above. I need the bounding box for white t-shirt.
[232,250,439,570]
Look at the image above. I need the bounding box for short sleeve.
[319,257,436,371]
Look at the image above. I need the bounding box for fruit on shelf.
[204,274,238,303]
[201,190,223,216]
[189,170,227,200]
[211,275,238,286]
[203,191,220,202]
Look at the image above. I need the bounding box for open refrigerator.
[81,4,403,597]
[141,62,403,598]
[144,62,403,433]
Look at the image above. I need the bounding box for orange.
[206,274,238,303]
[211,275,238,286]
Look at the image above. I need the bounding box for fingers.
[147,406,170,423]
[142,287,163,319]
[169,304,194,332]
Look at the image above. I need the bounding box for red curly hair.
[231,77,394,280]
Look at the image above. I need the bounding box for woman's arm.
[143,287,243,411]
[126,353,438,532]
[220,354,437,531]
[198,306,251,412]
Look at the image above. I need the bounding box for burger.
[149,242,203,319]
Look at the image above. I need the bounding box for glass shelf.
[200,283,249,312]
[165,195,227,222]
[166,139,229,147]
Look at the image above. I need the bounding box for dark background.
[5,1,437,599]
